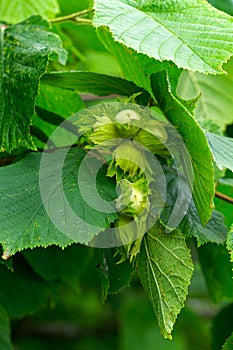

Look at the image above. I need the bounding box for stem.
[50,9,93,24]
[215,190,233,205]
[73,18,92,25]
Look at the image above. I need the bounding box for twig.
[215,190,233,205]
[50,9,93,25]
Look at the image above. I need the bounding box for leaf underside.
[94,0,233,73]
[138,226,194,339]
[206,132,233,172]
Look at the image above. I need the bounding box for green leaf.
[0,255,57,318]
[138,225,194,339]
[94,0,233,74]
[23,244,98,288]
[33,106,78,148]
[37,84,84,119]
[163,167,227,245]
[0,16,67,152]
[0,305,13,350]
[180,205,227,246]
[0,149,117,258]
[223,332,233,350]
[119,292,187,350]
[208,0,233,16]
[42,70,149,98]
[220,178,233,186]
[0,0,60,24]
[97,28,168,97]
[177,69,233,130]
[151,70,215,225]
[206,133,233,172]
[100,248,133,301]
[198,243,233,304]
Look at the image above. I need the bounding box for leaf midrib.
[110,0,213,70]
[144,237,168,332]
[141,9,213,69]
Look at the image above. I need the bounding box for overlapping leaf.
[0,149,117,258]
[178,69,233,130]
[0,16,66,152]
[138,225,194,339]
[206,133,233,172]
[163,167,227,245]
[42,70,149,98]
[227,225,233,262]
[23,244,98,287]
[209,0,233,15]
[94,0,233,73]
[97,28,165,96]
[33,84,85,148]
[151,70,215,225]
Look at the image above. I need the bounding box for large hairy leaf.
[0,0,60,23]
[94,0,233,73]
[0,16,66,152]
[138,226,194,339]
[0,149,117,258]
[151,70,215,225]
[177,70,233,130]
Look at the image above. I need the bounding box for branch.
[215,190,233,205]
[50,9,93,25]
